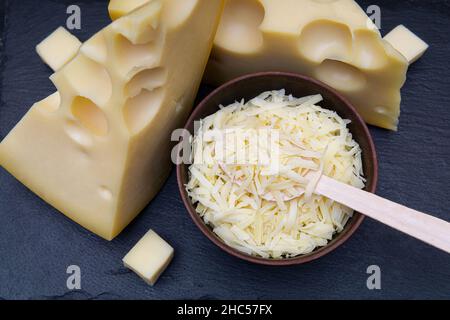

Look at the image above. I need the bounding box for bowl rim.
[176,71,378,266]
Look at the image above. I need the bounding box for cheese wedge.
[109,0,151,21]
[384,25,429,64]
[109,0,417,130]
[123,229,174,286]
[0,0,224,240]
[207,0,410,131]
[36,27,81,71]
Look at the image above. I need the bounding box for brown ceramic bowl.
[177,72,378,266]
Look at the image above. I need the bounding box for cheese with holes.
[36,27,81,71]
[384,25,429,64]
[109,0,422,131]
[123,229,174,286]
[0,0,224,240]
[207,0,413,131]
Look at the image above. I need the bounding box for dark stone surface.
[0,0,449,300]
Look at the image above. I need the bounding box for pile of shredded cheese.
[186,90,365,259]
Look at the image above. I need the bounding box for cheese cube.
[384,25,429,64]
[0,0,224,240]
[36,27,81,71]
[123,230,174,286]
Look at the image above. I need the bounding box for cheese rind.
[0,0,224,240]
[36,27,81,71]
[384,25,429,64]
[123,230,174,286]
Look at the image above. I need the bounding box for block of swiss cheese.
[108,0,421,131]
[0,0,224,240]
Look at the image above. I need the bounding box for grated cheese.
[186,90,365,259]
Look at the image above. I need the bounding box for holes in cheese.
[123,229,174,286]
[352,30,389,70]
[80,32,108,65]
[36,27,81,72]
[98,186,114,201]
[123,88,165,134]
[315,59,367,92]
[360,89,401,129]
[215,0,264,54]
[125,67,167,98]
[114,34,162,78]
[52,55,113,107]
[112,0,161,45]
[298,20,352,63]
[71,96,109,136]
[374,106,390,115]
[64,119,94,147]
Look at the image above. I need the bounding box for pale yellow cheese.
[123,229,174,286]
[109,0,412,131]
[384,25,429,64]
[0,0,224,240]
[186,90,365,258]
[207,0,410,131]
[108,0,151,20]
[36,27,81,71]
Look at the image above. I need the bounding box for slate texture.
[0,0,449,300]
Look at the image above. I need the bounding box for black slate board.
[0,0,449,300]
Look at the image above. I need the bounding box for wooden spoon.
[315,175,450,254]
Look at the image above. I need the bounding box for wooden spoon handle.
[316,175,450,254]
